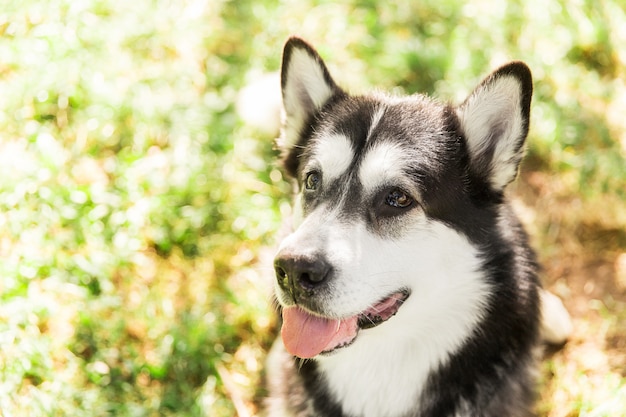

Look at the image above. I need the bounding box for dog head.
[273,37,532,359]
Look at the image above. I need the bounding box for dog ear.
[280,37,342,174]
[456,62,532,193]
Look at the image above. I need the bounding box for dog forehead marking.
[366,106,386,142]
[311,133,355,182]
[358,141,408,193]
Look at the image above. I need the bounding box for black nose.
[274,254,331,298]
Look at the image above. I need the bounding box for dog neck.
[314,284,487,417]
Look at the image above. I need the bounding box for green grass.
[0,0,625,416]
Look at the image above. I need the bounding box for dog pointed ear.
[280,37,342,154]
[457,62,532,193]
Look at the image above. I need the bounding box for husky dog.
[265,37,571,417]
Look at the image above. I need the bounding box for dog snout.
[274,253,331,299]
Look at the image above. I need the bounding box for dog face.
[274,37,532,360]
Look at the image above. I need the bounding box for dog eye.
[304,171,321,191]
[385,189,413,209]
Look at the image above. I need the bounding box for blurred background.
[0,0,625,416]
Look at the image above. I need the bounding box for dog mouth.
[280,290,410,359]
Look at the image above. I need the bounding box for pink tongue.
[281,306,357,358]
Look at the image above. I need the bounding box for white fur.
[540,289,573,344]
[281,48,334,149]
[309,134,355,184]
[278,203,491,417]
[366,106,386,142]
[265,340,314,417]
[358,142,414,195]
[457,76,524,190]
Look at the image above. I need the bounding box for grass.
[0,0,625,416]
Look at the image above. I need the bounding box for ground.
[514,169,626,416]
